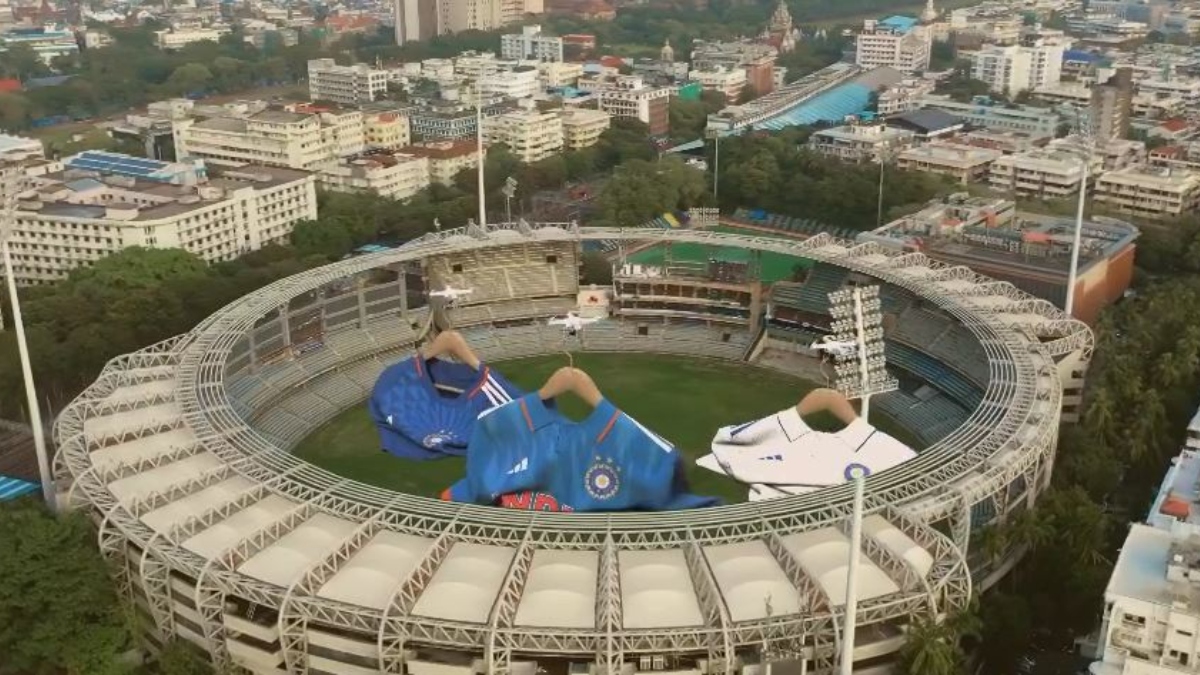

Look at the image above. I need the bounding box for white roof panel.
[1108,524,1174,606]
[619,549,703,628]
[106,452,223,503]
[239,513,359,587]
[780,527,898,606]
[863,514,934,577]
[140,476,257,533]
[411,542,515,623]
[84,403,180,439]
[104,378,176,405]
[89,428,196,470]
[317,531,434,610]
[182,495,297,558]
[704,540,800,622]
[514,549,598,629]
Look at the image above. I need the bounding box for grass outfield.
[293,353,922,505]
[627,225,812,283]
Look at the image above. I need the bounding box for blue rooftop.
[753,82,875,131]
[64,151,204,184]
[1064,49,1102,62]
[879,15,918,32]
[0,475,37,501]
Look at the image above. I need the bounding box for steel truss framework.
[53,224,1091,673]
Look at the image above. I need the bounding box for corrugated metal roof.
[0,475,37,501]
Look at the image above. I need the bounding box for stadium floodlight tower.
[0,163,54,510]
[1059,105,1096,318]
[827,285,897,420]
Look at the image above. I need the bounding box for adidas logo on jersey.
[506,457,529,475]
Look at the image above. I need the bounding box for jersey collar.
[775,406,813,444]
[414,357,491,407]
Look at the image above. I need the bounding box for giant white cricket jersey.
[697,405,916,495]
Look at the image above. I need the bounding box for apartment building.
[578,75,671,136]
[690,40,778,96]
[919,95,1062,136]
[538,61,582,88]
[307,59,391,105]
[154,25,231,50]
[808,124,915,163]
[970,40,1064,96]
[1092,67,1134,143]
[440,0,541,33]
[0,134,44,162]
[989,147,1093,199]
[560,108,610,149]
[692,67,748,102]
[321,152,430,200]
[363,112,412,150]
[1094,164,1200,220]
[854,18,931,75]
[896,142,1002,183]
[877,78,937,115]
[174,106,409,172]
[483,108,564,163]
[480,65,541,100]
[176,110,335,171]
[1091,443,1200,675]
[1,156,317,286]
[405,140,482,185]
[500,24,563,62]
[394,0,439,45]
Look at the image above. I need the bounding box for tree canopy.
[0,500,133,675]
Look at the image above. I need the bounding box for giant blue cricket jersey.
[369,356,523,460]
[443,393,719,512]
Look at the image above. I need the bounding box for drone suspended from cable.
[429,286,473,305]
[548,312,602,336]
[808,335,858,359]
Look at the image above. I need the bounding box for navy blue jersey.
[443,393,718,512]
[369,356,523,460]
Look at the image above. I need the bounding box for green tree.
[165,62,213,96]
[0,500,133,674]
[153,638,213,675]
[898,605,979,675]
[580,251,614,285]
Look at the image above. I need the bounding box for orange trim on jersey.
[414,356,424,377]
[519,399,534,431]
[439,487,452,501]
[467,366,491,397]
[596,410,621,444]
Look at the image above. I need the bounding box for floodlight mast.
[828,286,896,421]
[1064,106,1094,318]
[0,164,54,510]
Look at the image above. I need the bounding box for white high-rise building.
[854,19,932,74]
[971,40,1065,97]
[500,24,563,62]
[307,59,391,105]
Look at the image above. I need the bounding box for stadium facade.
[54,224,1092,675]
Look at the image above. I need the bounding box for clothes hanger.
[420,330,482,394]
[537,366,603,409]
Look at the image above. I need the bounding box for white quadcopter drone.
[808,335,858,359]
[548,312,602,335]
[428,286,473,305]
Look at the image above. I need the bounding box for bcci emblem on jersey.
[584,456,622,500]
